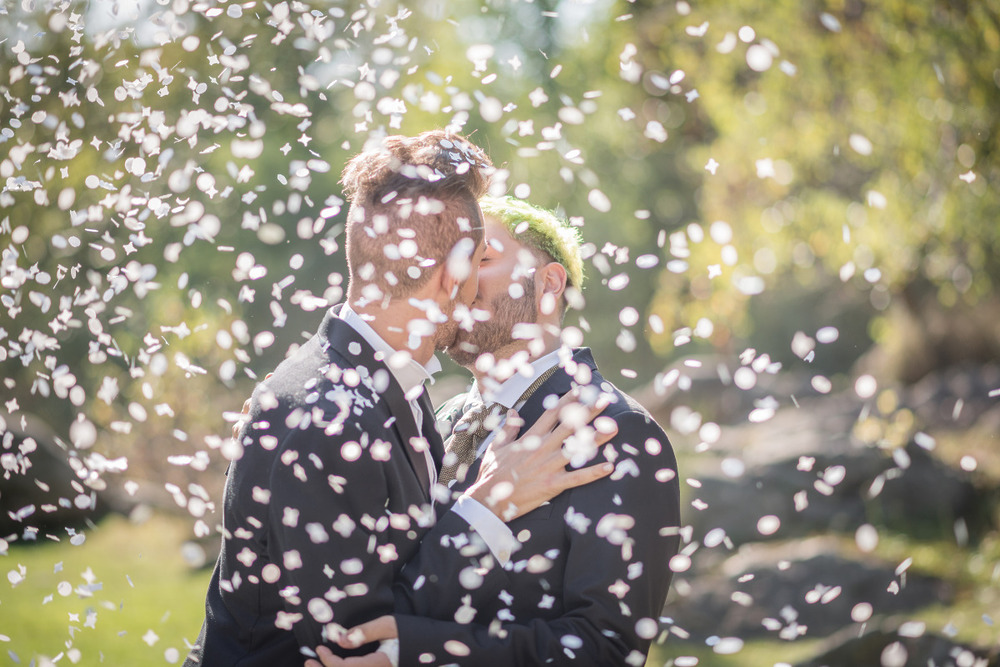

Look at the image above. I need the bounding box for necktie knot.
[438,402,501,486]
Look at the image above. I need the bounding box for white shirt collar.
[469,348,562,409]
[339,304,441,396]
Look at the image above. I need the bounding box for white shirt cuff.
[377,638,400,667]
[450,494,518,566]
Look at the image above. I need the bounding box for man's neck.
[348,296,438,366]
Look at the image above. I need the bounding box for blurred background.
[1,0,998,664]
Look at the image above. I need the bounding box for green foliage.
[632,0,1000,359]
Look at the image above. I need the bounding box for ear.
[438,236,478,302]
[536,262,567,316]
[438,264,462,301]
[413,263,458,306]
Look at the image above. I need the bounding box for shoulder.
[588,373,654,422]
[240,354,393,467]
[589,377,674,460]
[261,333,387,407]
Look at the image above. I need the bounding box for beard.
[432,316,462,353]
[447,275,537,369]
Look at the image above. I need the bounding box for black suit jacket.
[392,348,681,666]
[187,306,446,666]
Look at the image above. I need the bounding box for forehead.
[484,215,518,248]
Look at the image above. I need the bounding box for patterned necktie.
[437,401,500,486]
[438,365,560,486]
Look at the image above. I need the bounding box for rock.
[687,438,988,547]
[633,353,810,430]
[905,363,1000,431]
[640,361,998,662]
[705,392,863,466]
[666,552,954,643]
[796,626,999,667]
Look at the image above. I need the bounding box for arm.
[393,412,681,666]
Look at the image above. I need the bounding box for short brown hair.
[341,131,493,298]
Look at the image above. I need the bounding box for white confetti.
[819,12,842,32]
[746,45,773,72]
[849,133,873,156]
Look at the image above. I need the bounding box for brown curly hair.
[340,130,493,299]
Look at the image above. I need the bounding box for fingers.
[544,408,611,455]
[231,370,273,438]
[530,406,617,471]
[520,390,585,439]
[231,396,254,439]
[307,645,343,667]
[337,615,398,649]
[492,387,615,451]
[345,654,392,667]
[489,410,522,448]
[521,389,612,446]
[491,389,618,473]
[554,460,615,494]
[306,643,392,667]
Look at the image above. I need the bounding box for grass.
[1,512,213,665]
[3,510,997,666]
[647,637,825,667]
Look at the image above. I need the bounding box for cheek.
[476,274,507,302]
[460,275,478,302]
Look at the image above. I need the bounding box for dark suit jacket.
[393,348,682,666]
[186,306,446,666]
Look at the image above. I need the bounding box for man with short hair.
[186,136,616,666]
[318,196,681,666]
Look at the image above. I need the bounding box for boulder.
[687,440,988,547]
[666,552,953,642]
[796,626,999,667]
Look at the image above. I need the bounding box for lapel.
[418,390,445,472]
[514,348,600,439]
[322,305,433,498]
[448,348,601,492]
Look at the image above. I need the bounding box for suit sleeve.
[265,417,403,656]
[393,411,682,666]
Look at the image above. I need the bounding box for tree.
[629,0,1000,379]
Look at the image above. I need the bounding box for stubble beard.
[446,276,537,369]
[432,316,461,354]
